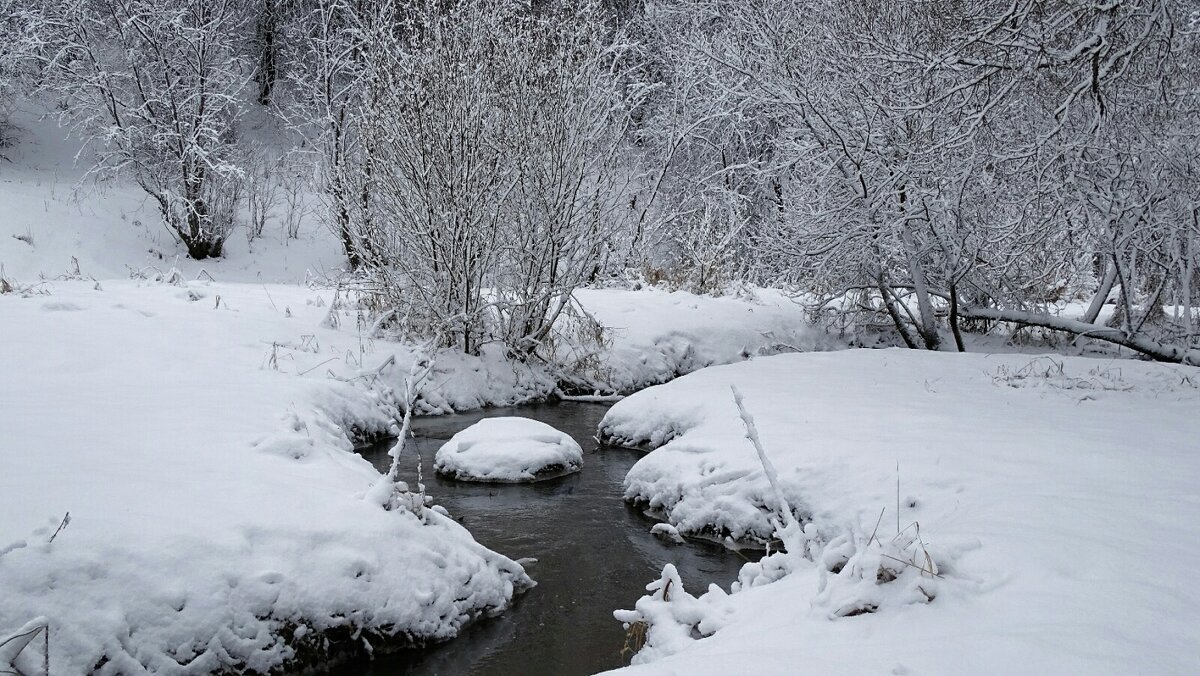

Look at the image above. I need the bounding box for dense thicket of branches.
[3,0,1197,362]
[280,0,639,355]
[635,0,1200,363]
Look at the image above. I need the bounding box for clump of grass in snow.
[732,386,939,618]
[620,621,648,661]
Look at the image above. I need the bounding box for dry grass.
[619,621,648,661]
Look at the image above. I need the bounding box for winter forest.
[1,0,1198,674]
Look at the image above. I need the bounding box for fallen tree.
[959,306,1200,367]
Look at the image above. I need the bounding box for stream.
[348,402,755,676]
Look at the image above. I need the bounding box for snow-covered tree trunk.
[960,306,1200,366]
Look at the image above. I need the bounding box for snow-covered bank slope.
[405,285,824,413]
[576,287,825,394]
[0,272,815,672]
[0,280,531,674]
[601,350,1200,674]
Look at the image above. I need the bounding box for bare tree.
[641,0,1199,362]
[36,0,252,259]
[351,0,639,357]
[280,0,388,269]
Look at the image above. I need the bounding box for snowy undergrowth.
[602,350,1200,674]
[0,107,828,409]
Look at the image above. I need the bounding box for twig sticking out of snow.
[366,344,437,512]
[321,286,343,329]
[47,512,70,544]
[730,385,797,533]
[387,356,435,480]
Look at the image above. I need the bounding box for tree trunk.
[182,235,224,260]
[878,275,919,349]
[1082,257,1117,324]
[896,186,941,350]
[959,306,1200,366]
[948,281,965,352]
[256,0,278,106]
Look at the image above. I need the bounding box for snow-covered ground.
[0,279,816,673]
[601,349,1200,674]
[0,109,335,286]
[574,286,825,393]
[0,280,535,673]
[0,107,829,672]
[434,417,584,482]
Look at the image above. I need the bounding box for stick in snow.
[731,385,797,531]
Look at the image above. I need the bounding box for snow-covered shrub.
[34,0,252,260]
[243,145,285,243]
[295,0,642,360]
[665,195,749,295]
[813,525,938,619]
[991,356,1200,398]
[992,357,1135,394]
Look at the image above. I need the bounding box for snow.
[434,417,584,483]
[0,274,820,672]
[3,98,1198,675]
[574,286,829,393]
[601,349,1200,674]
[0,279,533,674]
[0,277,814,673]
[0,231,819,673]
[0,108,338,285]
[0,102,843,675]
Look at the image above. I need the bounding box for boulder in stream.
[434,417,583,482]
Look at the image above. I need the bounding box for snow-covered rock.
[434,417,584,483]
[602,349,1200,674]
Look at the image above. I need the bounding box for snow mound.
[572,286,833,394]
[435,417,584,483]
[0,281,533,674]
[601,349,1200,674]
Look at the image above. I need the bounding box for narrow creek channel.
[347,401,755,676]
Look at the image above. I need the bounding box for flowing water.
[348,402,754,676]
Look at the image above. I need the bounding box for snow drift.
[0,280,532,674]
[602,349,1200,674]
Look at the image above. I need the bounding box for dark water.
[349,402,754,676]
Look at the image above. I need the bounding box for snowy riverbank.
[602,349,1200,674]
[0,274,821,673]
[0,280,538,673]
